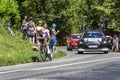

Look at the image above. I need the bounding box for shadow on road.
[74,52,108,55]
[31,56,41,62]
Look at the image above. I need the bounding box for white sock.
[47,46,51,54]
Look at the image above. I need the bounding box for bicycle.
[39,40,52,61]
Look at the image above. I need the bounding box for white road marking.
[30,56,120,71]
[0,56,92,75]
[19,78,50,80]
[0,56,120,74]
[0,69,26,75]
[19,78,39,80]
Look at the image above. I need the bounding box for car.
[67,34,81,50]
[77,30,110,54]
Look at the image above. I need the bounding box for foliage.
[0,0,20,30]
[20,0,120,45]
[1,0,120,45]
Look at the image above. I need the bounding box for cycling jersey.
[42,28,50,38]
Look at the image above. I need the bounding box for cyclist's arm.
[36,32,44,40]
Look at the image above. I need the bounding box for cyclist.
[36,23,51,55]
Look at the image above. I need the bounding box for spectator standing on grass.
[27,17,36,44]
[5,19,15,37]
[22,16,28,39]
[51,23,60,53]
[33,21,43,50]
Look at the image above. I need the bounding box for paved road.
[0,47,120,80]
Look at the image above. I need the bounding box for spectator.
[35,21,43,32]
[33,21,43,50]
[22,16,28,39]
[51,23,60,53]
[5,19,15,37]
[106,35,113,50]
[112,35,119,52]
[27,17,36,44]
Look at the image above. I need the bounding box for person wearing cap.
[35,21,43,31]
[33,21,43,51]
[51,23,60,53]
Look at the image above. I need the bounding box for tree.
[19,0,120,45]
[0,0,20,29]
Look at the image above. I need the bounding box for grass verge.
[0,31,66,66]
[53,51,67,59]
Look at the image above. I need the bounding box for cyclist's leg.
[37,40,41,52]
[39,40,47,61]
[44,38,51,54]
[115,43,119,51]
[44,38,52,60]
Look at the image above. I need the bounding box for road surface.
[0,47,120,80]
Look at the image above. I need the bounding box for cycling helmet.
[52,23,57,28]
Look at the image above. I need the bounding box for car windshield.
[83,31,104,38]
[72,35,81,39]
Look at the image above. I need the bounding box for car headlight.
[79,42,83,44]
[103,41,107,43]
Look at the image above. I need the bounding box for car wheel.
[67,47,70,50]
[69,48,72,51]
[78,51,83,54]
[67,47,72,51]
[67,45,72,51]
[104,51,108,54]
[67,43,70,50]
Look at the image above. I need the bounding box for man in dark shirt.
[22,16,28,39]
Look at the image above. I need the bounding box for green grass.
[53,51,67,59]
[0,30,66,66]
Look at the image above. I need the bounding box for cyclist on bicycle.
[36,23,51,54]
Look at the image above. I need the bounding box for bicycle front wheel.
[40,45,47,61]
[47,53,52,61]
